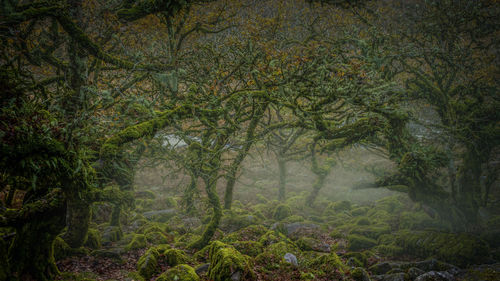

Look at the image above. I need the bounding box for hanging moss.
[164,248,189,266]
[156,264,199,281]
[207,241,254,281]
[137,247,160,280]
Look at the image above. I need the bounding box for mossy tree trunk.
[62,192,90,248]
[7,191,66,281]
[224,101,268,209]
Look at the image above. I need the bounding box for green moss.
[385,230,490,266]
[273,204,292,221]
[229,240,264,257]
[222,225,268,243]
[296,237,317,251]
[84,229,101,249]
[355,217,371,225]
[207,241,254,281]
[308,253,347,278]
[137,247,160,280]
[351,207,370,216]
[351,267,370,281]
[258,230,289,247]
[343,251,368,266]
[282,215,305,224]
[399,211,440,230]
[126,271,145,281]
[374,244,405,257]
[255,241,301,269]
[374,195,408,213]
[323,200,352,216]
[347,234,377,251]
[349,223,391,239]
[126,234,147,251]
[145,231,170,245]
[156,264,199,281]
[164,248,189,266]
[53,236,71,260]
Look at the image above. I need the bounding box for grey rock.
[352,267,371,281]
[370,262,394,275]
[284,253,298,266]
[415,271,455,281]
[407,267,426,280]
[230,270,242,281]
[195,263,210,275]
[381,273,405,281]
[316,242,331,253]
[182,217,202,230]
[270,222,319,236]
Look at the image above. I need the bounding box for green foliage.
[84,229,101,249]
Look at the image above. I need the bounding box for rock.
[407,267,426,280]
[90,249,123,262]
[369,262,394,275]
[137,248,160,280]
[125,234,147,251]
[348,234,377,251]
[101,225,123,245]
[195,263,210,275]
[157,264,199,281]
[207,241,254,281]
[230,270,242,281]
[372,272,405,281]
[271,222,319,236]
[352,267,371,281]
[415,271,455,281]
[164,248,189,266]
[284,253,298,266]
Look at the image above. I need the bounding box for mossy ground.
[50,167,500,281]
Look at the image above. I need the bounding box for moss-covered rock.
[323,200,352,216]
[349,223,391,240]
[258,230,290,246]
[220,211,259,232]
[145,231,171,245]
[126,234,147,251]
[230,240,264,257]
[164,248,189,266]
[351,206,370,216]
[157,264,199,281]
[53,236,89,260]
[381,230,490,266]
[399,211,440,230]
[308,252,347,279]
[207,241,254,281]
[101,225,123,244]
[273,204,292,221]
[84,228,101,249]
[222,225,268,243]
[137,247,160,280]
[347,234,377,251]
[351,267,370,281]
[255,240,302,270]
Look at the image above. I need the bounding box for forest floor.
[54,150,500,281]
